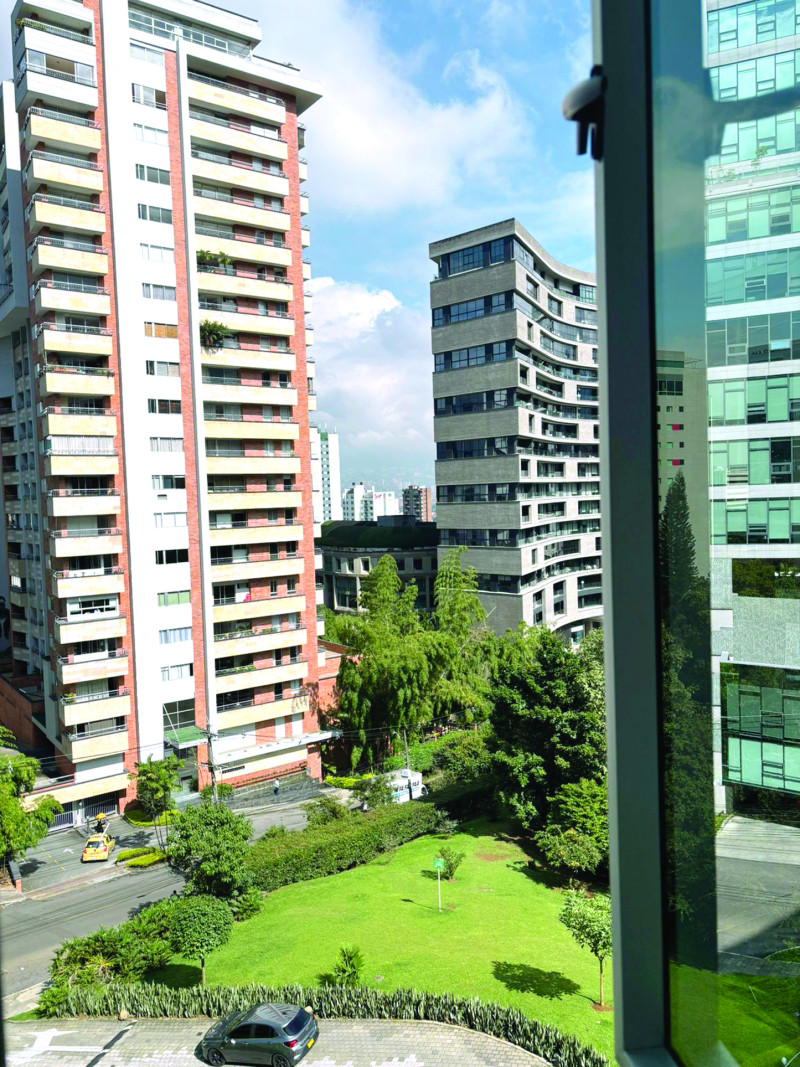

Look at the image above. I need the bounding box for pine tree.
[658,470,698,615]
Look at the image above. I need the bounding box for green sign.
[432,857,445,871]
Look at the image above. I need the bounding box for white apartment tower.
[0,0,330,825]
[430,220,602,641]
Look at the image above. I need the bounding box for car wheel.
[207,1049,225,1066]
[272,1056,290,1067]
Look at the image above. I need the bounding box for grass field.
[154,819,616,1058]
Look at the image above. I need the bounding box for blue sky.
[2,0,597,491]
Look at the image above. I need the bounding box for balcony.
[23,106,101,153]
[51,565,124,599]
[210,554,304,584]
[14,19,95,49]
[206,489,302,511]
[57,647,128,686]
[38,363,115,398]
[24,150,103,195]
[42,407,116,438]
[50,526,122,558]
[191,153,288,198]
[33,279,110,318]
[213,624,306,657]
[54,611,126,645]
[47,487,120,517]
[26,193,106,236]
[216,692,309,732]
[215,658,306,695]
[198,301,294,339]
[212,593,306,625]
[190,113,288,159]
[205,454,302,478]
[201,375,297,406]
[186,70,286,125]
[298,161,307,182]
[35,321,113,358]
[29,235,108,276]
[23,770,130,807]
[195,228,291,269]
[44,451,119,477]
[201,344,296,374]
[209,521,303,547]
[193,190,291,232]
[202,416,299,441]
[196,266,292,300]
[15,56,98,110]
[60,720,129,761]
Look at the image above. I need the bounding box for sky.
[1,0,597,491]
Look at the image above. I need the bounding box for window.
[155,548,189,564]
[134,123,169,146]
[138,205,173,225]
[144,322,178,338]
[130,42,164,65]
[152,475,185,489]
[161,662,193,681]
[158,626,191,644]
[135,164,170,185]
[157,590,190,606]
[548,295,563,316]
[140,244,175,263]
[154,512,187,527]
[146,360,180,377]
[132,83,167,109]
[148,398,182,414]
[150,437,183,452]
[142,284,176,300]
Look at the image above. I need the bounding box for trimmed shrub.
[302,795,353,828]
[126,850,166,868]
[116,848,154,862]
[325,773,373,789]
[38,981,610,1067]
[200,783,234,801]
[246,801,438,891]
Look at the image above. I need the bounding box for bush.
[123,804,177,828]
[331,945,364,986]
[436,844,465,880]
[433,810,459,836]
[352,775,393,810]
[303,795,352,828]
[246,801,438,891]
[325,773,373,789]
[126,850,166,868]
[38,982,610,1067]
[200,783,234,801]
[199,319,232,348]
[228,885,263,922]
[116,847,153,862]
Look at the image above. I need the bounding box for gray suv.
[200,1003,319,1066]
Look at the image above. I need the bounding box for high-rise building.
[402,484,433,523]
[318,428,341,522]
[430,219,602,641]
[0,0,331,826]
[342,483,401,521]
[704,10,800,807]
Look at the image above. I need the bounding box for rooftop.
[319,521,438,551]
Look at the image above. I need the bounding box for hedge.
[325,773,373,789]
[246,801,438,891]
[126,850,166,868]
[39,981,610,1067]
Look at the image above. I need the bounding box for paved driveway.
[7,1018,544,1066]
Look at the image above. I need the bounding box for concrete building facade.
[402,484,433,523]
[429,219,602,641]
[0,0,330,825]
[318,427,341,522]
[342,483,401,521]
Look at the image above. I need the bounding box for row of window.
[708,374,800,425]
[706,248,800,305]
[138,204,173,225]
[711,497,800,543]
[710,435,800,484]
[432,291,533,327]
[708,1,800,55]
[707,183,800,245]
[710,48,800,103]
[707,312,800,366]
[439,518,600,549]
[157,589,191,606]
[435,389,515,416]
[709,108,800,167]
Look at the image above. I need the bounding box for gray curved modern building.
[430,219,602,642]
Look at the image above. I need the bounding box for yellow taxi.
[81,832,115,862]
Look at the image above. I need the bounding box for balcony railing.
[199,300,290,318]
[49,487,119,497]
[51,526,120,538]
[214,623,302,641]
[191,149,284,177]
[187,70,285,106]
[26,149,101,172]
[189,109,286,141]
[53,565,123,580]
[42,405,115,416]
[33,279,109,296]
[194,187,289,215]
[195,223,284,247]
[24,105,101,130]
[14,18,94,46]
[64,723,127,744]
[26,193,104,217]
[37,363,113,377]
[57,646,127,665]
[213,339,292,354]
[59,686,129,707]
[16,60,96,88]
[29,235,108,257]
[33,322,111,338]
[44,442,118,456]
[212,552,299,565]
[208,485,295,494]
[204,412,295,425]
[55,610,125,624]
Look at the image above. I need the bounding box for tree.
[352,774,393,809]
[576,627,605,720]
[302,795,352,828]
[658,471,698,614]
[491,626,606,831]
[535,778,609,876]
[129,754,181,848]
[436,843,465,879]
[170,895,233,986]
[199,319,232,348]
[559,890,613,1006]
[167,801,253,899]
[359,555,420,637]
[0,727,61,861]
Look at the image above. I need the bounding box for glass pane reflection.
[652,0,800,1063]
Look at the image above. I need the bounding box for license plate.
[307,1038,314,1048]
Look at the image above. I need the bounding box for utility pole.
[403,729,409,771]
[203,725,219,802]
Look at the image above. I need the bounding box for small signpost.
[432,856,445,912]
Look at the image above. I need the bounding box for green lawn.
[154,819,616,1058]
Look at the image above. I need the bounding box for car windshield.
[283,1009,309,1036]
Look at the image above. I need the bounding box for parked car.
[81,833,115,862]
[200,1002,318,1066]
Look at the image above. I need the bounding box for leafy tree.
[352,774,393,809]
[170,895,233,986]
[359,555,420,637]
[535,778,609,876]
[559,890,613,1006]
[302,795,352,828]
[331,944,364,986]
[436,843,465,879]
[659,471,698,615]
[576,627,605,720]
[199,319,232,348]
[432,730,492,785]
[167,801,252,899]
[0,728,61,860]
[130,754,181,820]
[491,626,606,831]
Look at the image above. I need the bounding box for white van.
[385,769,426,804]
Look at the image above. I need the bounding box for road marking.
[10,1028,104,1062]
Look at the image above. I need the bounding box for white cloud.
[308,278,434,488]
[239,0,530,215]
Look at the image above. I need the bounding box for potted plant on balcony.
[199,319,232,349]
[196,250,232,270]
